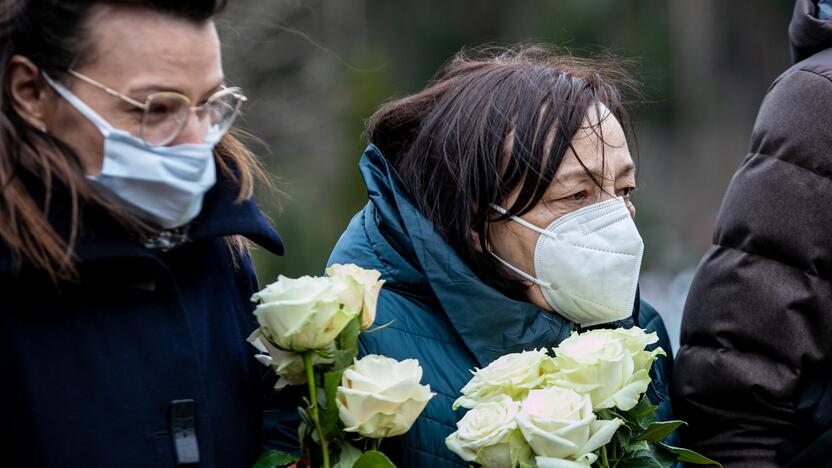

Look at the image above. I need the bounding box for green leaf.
[252,450,300,468]
[651,444,679,467]
[321,369,346,439]
[336,316,362,357]
[352,450,397,468]
[623,440,650,453]
[332,349,356,372]
[658,443,722,466]
[612,421,633,447]
[617,449,664,468]
[635,420,686,443]
[333,442,363,468]
[621,395,658,432]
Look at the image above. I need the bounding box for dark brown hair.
[1,0,264,281]
[368,45,639,300]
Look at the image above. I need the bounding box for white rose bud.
[446,396,533,468]
[453,349,557,410]
[548,327,666,411]
[252,275,360,352]
[326,263,385,330]
[336,355,433,438]
[517,388,621,466]
[247,330,333,389]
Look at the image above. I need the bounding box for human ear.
[7,55,51,132]
[471,229,484,253]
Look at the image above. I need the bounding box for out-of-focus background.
[219,0,796,352]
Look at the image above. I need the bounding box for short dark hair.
[368,45,640,301]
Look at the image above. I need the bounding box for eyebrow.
[556,161,635,182]
[129,78,225,101]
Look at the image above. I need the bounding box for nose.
[168,109,210,146]
[626,199,636,219]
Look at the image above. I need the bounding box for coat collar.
[358,145,573,367]
[187,169,284,255]
[789,0,832,63]
[0,167,283,274]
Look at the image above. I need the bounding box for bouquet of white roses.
[446,327,720,468]
[249,264,433,468]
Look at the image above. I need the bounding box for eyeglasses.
[67,69,247,146]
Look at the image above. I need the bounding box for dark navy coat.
[0,170,284,467]
[322,145,674,466]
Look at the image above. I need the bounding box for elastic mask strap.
[489,251,552,289]
[491,204,554,238]
[42,72,115,136]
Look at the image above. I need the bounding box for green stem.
[611,449,621,468]
[372,438,382,452]
[600,445,609,468]
[303,352,331,468]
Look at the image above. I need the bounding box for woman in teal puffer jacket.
[276,46,675,466]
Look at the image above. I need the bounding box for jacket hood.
[789,0,832,63]
[330,145,573,366]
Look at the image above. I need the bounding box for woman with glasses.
[0,1,284,467]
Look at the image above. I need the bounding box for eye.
[617,186,636,199]
[558,191,587,202]
[147,101,177,116]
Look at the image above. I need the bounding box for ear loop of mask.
[42,72,116,137]
[487,204,553,289]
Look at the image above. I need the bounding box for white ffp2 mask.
[490,197,644,327]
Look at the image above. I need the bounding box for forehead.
[79,5,222,93]
[557,102,632,178]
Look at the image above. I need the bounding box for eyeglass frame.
[64,69,247,146]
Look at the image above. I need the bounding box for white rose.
[453,349,557,410]
[517,388,621,467]
[252,275,360,351]
[336,355,433,438]
[326,263,385,329]
[609,327,667,373]
[548,327,665,411]
[446,396,533,468]
[247,330,333,389]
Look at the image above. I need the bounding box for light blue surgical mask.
[43,73,218,229]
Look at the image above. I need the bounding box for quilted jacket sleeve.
[672,67,832,467]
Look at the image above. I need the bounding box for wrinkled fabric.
[673,2,832,466]
[790,0,832,63]
[321,145,674,466]
[0,168,284,468]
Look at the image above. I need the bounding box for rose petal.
[535,456,593,468]
[576,418,622,455]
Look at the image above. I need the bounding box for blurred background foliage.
[219,0,795,349]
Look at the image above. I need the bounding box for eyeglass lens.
[140,90,242,146]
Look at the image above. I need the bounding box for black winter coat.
[672,1,832,466]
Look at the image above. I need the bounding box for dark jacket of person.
[322,145,674,466]
[0,170,284,468]
[672,1,832,466]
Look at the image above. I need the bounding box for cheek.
[489,220,540,273]
[46,101,106,175]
